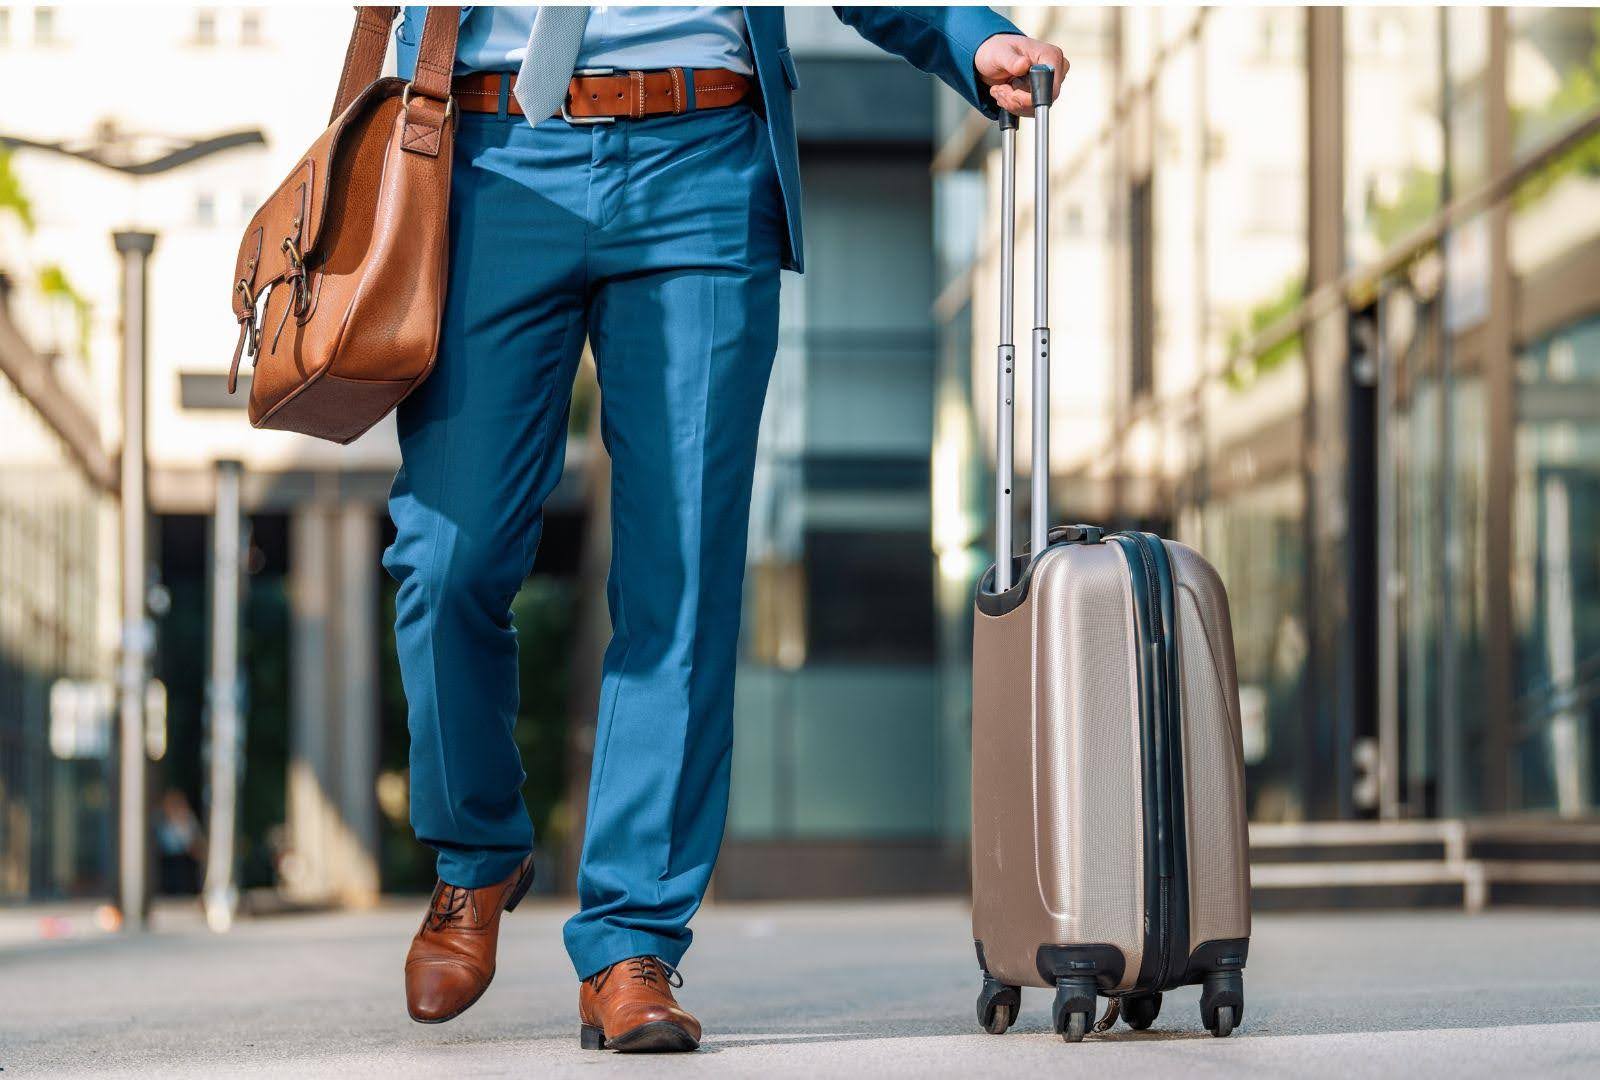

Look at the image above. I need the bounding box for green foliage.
[0,145,35,232]
[1369,165,1441,250]
[1226,275,1305,390]
[1513,13,1600,209]
[37,263,92,358]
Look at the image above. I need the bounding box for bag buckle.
[562,68,618,125]
[401,80,456,124]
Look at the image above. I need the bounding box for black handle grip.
[1028,65,1054,108]
[999,111,1018,131]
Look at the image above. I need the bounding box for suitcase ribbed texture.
[1169,542,1252,948]
[1035,545,1145,967]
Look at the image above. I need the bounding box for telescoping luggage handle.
[994,66,1054,593]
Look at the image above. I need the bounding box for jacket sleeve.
[832,6,1022,119]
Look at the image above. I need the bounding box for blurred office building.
[933,7,1600,904]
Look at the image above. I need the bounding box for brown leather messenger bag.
[228,6,459,443]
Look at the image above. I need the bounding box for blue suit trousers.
[383,99,783,978]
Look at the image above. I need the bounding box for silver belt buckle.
[562,67,618,125]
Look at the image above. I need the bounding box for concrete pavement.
[4,899,1599,1077]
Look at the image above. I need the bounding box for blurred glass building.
[935,5,1600,849]
[5,6,1600,909]
[0,270,116,900]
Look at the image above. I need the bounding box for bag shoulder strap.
[329,6,460,124]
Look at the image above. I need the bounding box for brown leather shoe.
[578,956,701,1052]
[404,855,534,1023]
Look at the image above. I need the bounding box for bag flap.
[232,77,405,319]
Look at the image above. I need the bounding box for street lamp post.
[205,460,245,931]
[113,229,155,930]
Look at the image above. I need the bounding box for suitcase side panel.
[971,580,1053,987]
[1166,541,1252,948]
[1034,544,1148,989]
[972,544,1148,990]
[966,582,1056,985]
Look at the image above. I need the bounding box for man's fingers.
[989,83,1034,118]
[1047,50,1069,98]
[1025,46,1068,101]
[1002,45,1034,78]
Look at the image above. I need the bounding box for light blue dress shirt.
[455,5,754,76]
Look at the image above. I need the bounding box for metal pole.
[114,229,156,931]
[1437,15,1462,818]
[1374,292,1402,820]
[204,459,244,931]
[1030,68,1053,561]
[996,113,1018,591]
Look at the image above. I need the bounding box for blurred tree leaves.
[1513,12,1600,209]
[0,145,34,232]
[37,262,92,358]
[1227,276,1305,390]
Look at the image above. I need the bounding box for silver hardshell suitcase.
[970,68,1252,1043]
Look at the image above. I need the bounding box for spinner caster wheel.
[1200,970,1244,1038]
[976,974,1021,1035]
[1051,976,1097,1044]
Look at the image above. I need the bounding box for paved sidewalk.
[4,899,1599,1077]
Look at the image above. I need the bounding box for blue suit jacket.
[396,6,1019,272]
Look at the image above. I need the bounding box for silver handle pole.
[995,112,1018,591]
[1029,66,1052,563]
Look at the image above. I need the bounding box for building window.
[0,9,11,45]
[33,6,57,44]
[1129,174,1155,400]
[240,8,262,46]
[194,192,215,227]
[196,7,219,46]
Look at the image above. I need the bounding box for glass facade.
[0,355,109,900]
[939,7,1600,826]
[726,33,956,885]
[1515,315,1600,813]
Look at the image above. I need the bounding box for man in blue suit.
[387,5,1064,1050]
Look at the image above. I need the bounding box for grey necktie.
[512,6,592,126]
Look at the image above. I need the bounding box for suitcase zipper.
[1128,534,1176,991]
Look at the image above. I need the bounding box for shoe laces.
[425,882,471,931]
[593,956,683,991]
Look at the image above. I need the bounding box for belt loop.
[497,73,511,121]
[679,68,696,114]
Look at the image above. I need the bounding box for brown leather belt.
[452,68,751,122]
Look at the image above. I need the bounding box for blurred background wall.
[2,6,1599,914]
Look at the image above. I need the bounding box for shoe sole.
[407,858,536,1025]
[580,1021,700,1053]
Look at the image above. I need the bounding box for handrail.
[1233,102,1600,367]
[0,287,116,493]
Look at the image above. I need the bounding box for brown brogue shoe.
[404,855,534,1023]
[578,956,701,1052]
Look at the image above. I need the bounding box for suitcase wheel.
[1121,991,1161,1031]
[1200,969,1245,1038]
[1051,976,1097,1043]
[975,975,1021,1035]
